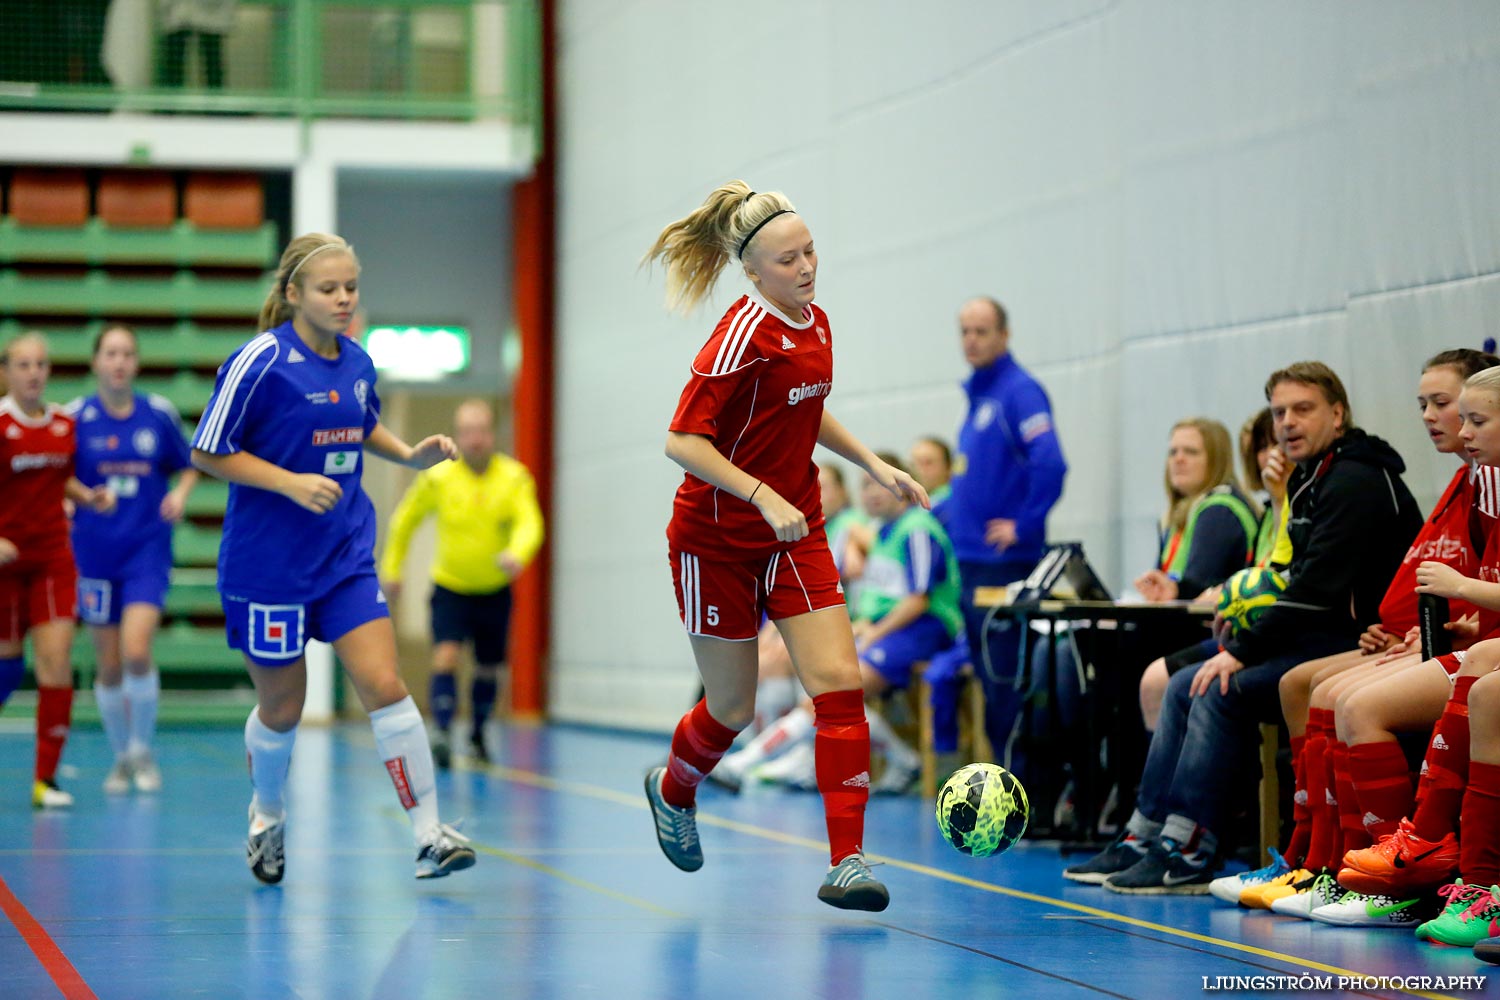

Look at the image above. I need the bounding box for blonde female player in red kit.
[641,181,927,912]
[0,332,116,808]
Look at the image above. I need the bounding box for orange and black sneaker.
[1337,818,1458,897]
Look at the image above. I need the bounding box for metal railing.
[0,0,539,126]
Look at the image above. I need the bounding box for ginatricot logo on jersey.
[787,379,832,406]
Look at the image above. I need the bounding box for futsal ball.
[1215,566,1288,635]
[935,763,1029,858]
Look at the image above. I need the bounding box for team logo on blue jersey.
[248,603,306,660]
[78,578,112,626]
[354,380,370,415]
[974,401,997,431]
[133,427,158,456]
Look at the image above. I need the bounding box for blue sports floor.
[0,721,1492,1000]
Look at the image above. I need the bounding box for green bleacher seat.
[184,479,229,518]
[0,270,266,318]
[0,218,278,268]
[173,523,222,567]
[46,370,216,417]
[0,319,253,368]
[164,568,224,617]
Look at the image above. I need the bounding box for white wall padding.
[551,0,1500,731]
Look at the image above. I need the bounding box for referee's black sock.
[471,673,498,734]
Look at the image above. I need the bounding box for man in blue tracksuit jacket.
[934,297,1067,774]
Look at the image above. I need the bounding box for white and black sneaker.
[247,806,286,885]
[416,823,476,879]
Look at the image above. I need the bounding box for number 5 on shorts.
[707,606,719,626]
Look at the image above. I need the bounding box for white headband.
[285,242,346,287]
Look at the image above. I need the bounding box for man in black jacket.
[1066,361,1423,893]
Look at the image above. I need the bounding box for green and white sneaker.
[817,852,890,912]
[1310,890,1422,927]
[1269,871,1346,919]
[1416,881,1500,947]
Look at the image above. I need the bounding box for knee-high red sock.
[1460,761,1500,887]
[812,689,869,865]
[661,699,740,809]
[35,685,73,783]
[1411,675,1476,842]
[1346,739,1413,846]
[1304,711,1336,871]
[1283,733,1311,864]
[1332,740,1370,857]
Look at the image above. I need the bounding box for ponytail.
[642,180,796,313]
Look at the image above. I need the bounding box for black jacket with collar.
[1225,427,1424,666]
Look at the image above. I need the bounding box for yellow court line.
[478,762,1463,1000]
[379,804,683,919]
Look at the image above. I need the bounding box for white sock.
[244,708,296,817]
[723,705,814,776]
[757,676,799,727]
[95,683,129,759]
[123,669,159,755]
[370,696,439,845]
[865,704,919,766]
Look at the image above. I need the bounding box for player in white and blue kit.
[69,323,199,795]
[191,233,475,884]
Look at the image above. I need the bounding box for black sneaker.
[247,806,286,885]
[1063,833,1149,884]
[431,729,451,770]
[416,823,476,879]
[469,731,490,764]
[1104,838,1215,895]
[1476,935,1500,965]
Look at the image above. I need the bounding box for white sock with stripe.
[370,696,439,845]
[123,669,159,755]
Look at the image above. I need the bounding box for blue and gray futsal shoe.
[644,766,704,872]
[817,853,890,911]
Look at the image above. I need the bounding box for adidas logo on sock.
[842,771,870,788]
[781,335,797,350]
[1362,812,1382,830]
[1432,734,1449,750]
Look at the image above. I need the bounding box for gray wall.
[550,0,1500,730]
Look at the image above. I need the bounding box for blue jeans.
[958,558,1036,767]
[1134,630,1352,838]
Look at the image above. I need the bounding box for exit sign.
[362,325,471,381]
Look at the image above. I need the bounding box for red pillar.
[509,0,555,719]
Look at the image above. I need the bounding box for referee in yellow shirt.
[380,399,544,767]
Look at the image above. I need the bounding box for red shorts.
[669,527,845,641]
[0,553,78,643]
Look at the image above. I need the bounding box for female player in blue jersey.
[191,233,475,884]
[70,323,199,795]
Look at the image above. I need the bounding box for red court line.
[0,874,97,1000]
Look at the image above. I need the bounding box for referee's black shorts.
[429,583,513,665]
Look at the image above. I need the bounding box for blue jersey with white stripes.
[192,323,382,602]
[69,392,193,578]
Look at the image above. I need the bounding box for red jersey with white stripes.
[0,396,77,564]
[1378,464,1484,631]
[667,290,833,559]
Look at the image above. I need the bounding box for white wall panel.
[552,0,1500,730]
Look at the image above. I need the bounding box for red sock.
[812,689,869,865]
[661,699,739,809]
[1284,734,1311,865]
[1347,740,1414,843]
[1332,741,1370,857]
[1411,675,1476,842]
[1303,719,1336,871]
[1460,761,1500,887]
[35,685,73,783]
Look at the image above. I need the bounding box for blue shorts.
[222,571,389,668]
[76,546,172,627]
[861,614,957,689]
